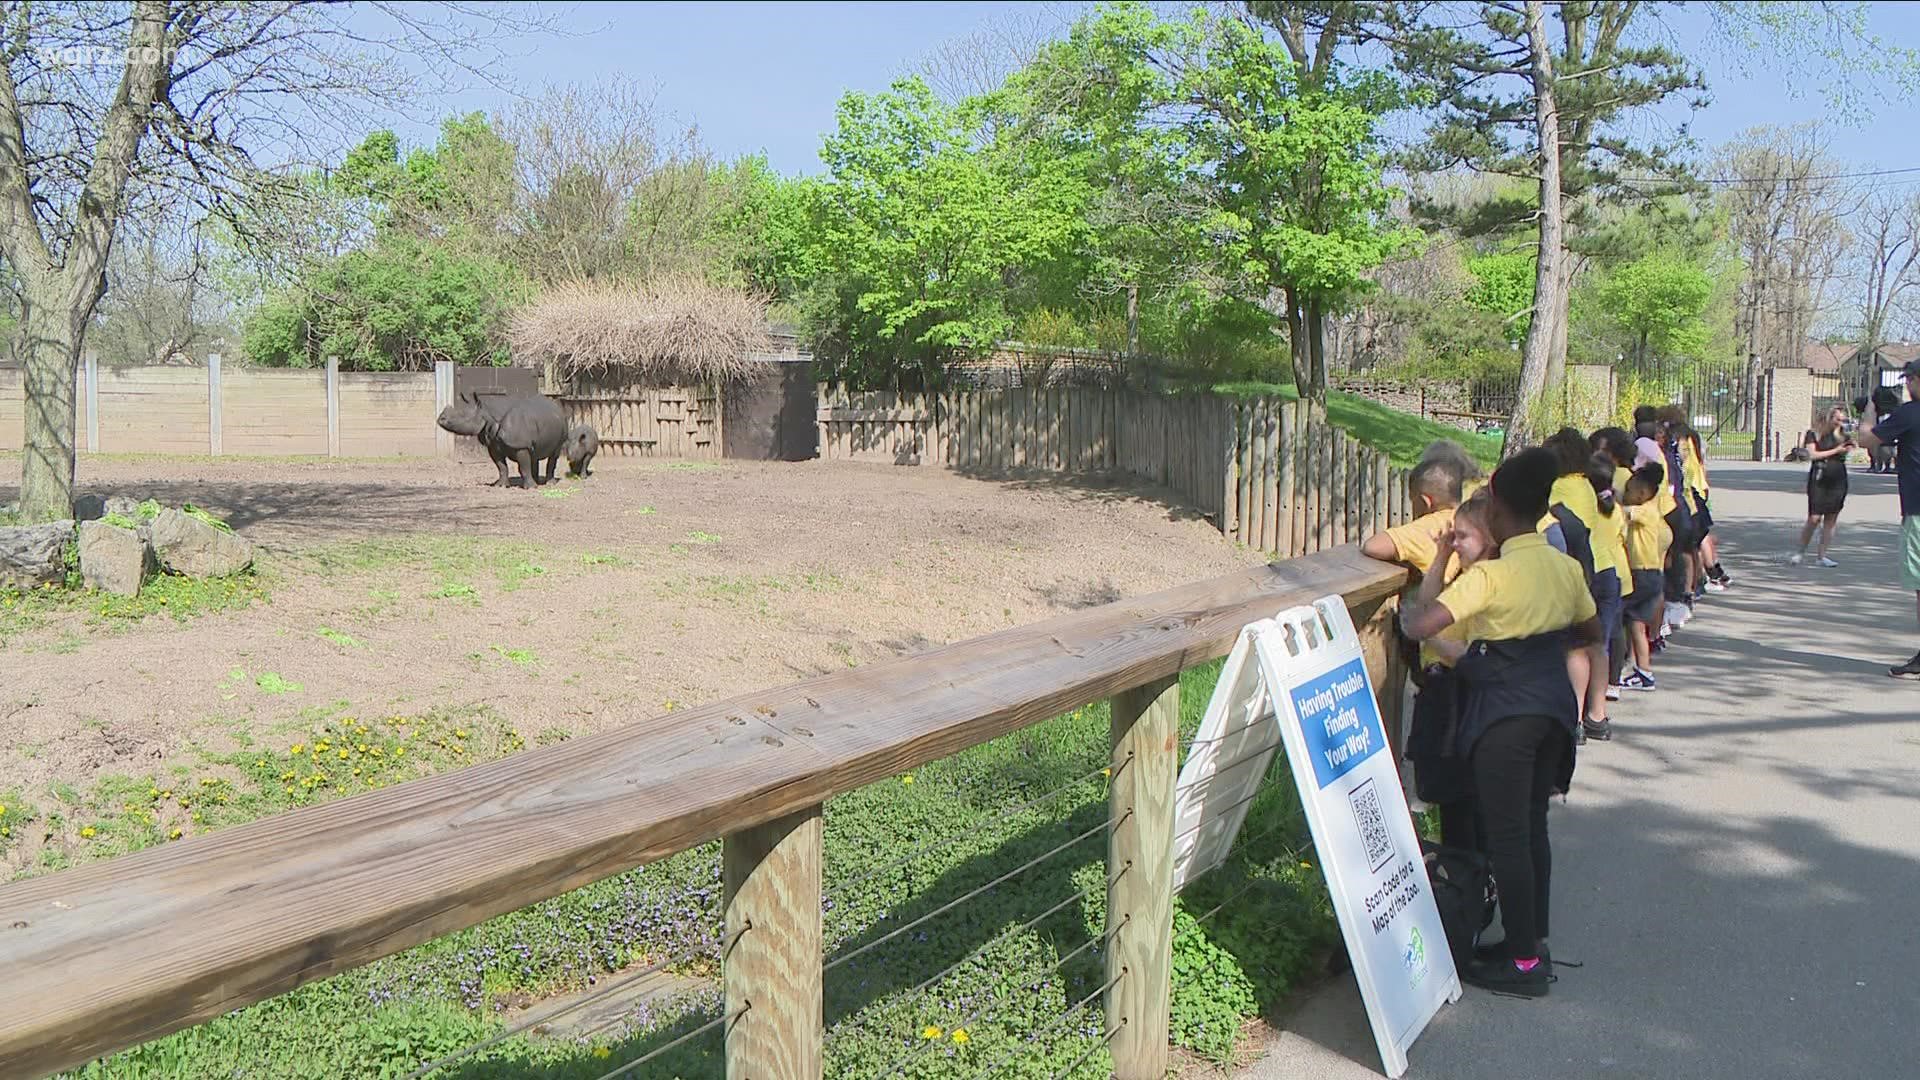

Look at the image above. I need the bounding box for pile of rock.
[0,495,254,597]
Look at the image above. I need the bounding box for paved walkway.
[1239,462,1920,1080]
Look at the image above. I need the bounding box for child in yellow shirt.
[1362,442,1484,848]
[1620,464,1672,691]
[1399,447,1600,996]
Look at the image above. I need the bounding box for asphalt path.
[1239,462,1920,1080]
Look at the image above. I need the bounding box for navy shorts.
[1625,569,1663,624]
[1592,568,1623,655]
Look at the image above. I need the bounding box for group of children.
[1359,404,1729,998]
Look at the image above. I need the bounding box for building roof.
[1803,342,1854,372]
[1874,342,1920,367]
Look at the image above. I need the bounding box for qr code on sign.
[1348,778,1397,873]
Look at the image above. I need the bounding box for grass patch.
[315,627,365,649]
[489,645,538,667]
[541,488,573,500]
[1,571,268,648]
[1213,383,1503,468]
[432,580,479,601]
[53,665,1337,1079]
[686,531,722,545]
[254,672,303,695]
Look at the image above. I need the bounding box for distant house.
[1802,341,1919,399]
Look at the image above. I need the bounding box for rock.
[78,520,148,596]
[104,495,142,519]
[0,520,76,589]
[148,508,253,578]
[72,494,106,522]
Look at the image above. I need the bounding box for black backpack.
[1549,503,1596,582]
[1421,839,1497,971]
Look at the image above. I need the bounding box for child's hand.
[1432,525,1458,557]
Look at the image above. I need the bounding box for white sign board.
[1174,598,1458,1078]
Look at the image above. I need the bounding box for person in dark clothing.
[1399,448,1602,997]
[1857,362,1920,679]
[1793,405,1853,567]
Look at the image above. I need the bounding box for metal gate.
[1631,355,1757,461]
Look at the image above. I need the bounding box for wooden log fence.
[0,548,1410,1080]
[817,389,1418,558]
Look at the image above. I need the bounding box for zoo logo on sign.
[1402,926,1429,990]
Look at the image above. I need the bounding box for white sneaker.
[1788,553,1804,566]
[1670,607,1692,629]
[1704,580,1728,593]
[1605,685,1622,702]
[1816,556,1839,569]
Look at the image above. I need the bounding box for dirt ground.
[0,454,1261,801]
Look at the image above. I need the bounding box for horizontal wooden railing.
[0,547,1411,1080]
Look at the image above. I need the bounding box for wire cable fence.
[385,677,1329,1080]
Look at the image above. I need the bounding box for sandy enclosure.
[0,454,1259,800]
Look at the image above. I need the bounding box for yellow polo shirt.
[1540,474,1617,579]
[1682,440,1708,506]
[1384,507,1470,668]
[1436,532,1596,644]
[1624,503,1672,571]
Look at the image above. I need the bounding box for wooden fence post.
[434,361,455,458]
[325,356,341,458]
[83,351,98,453]
[1108,675,1176,1080]
[723,805,823,1080]
[206,352,222,456]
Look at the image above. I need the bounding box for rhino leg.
[487,443,510,487]
[542,452,561,485]
[513,448,537,488]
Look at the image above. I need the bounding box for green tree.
[783,77,1091,388]
[1595,254,1714,365]
[1466,250,1537,343]
[1035,3,1415,407]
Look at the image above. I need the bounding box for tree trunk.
[1506,0,1565,459]
[1126,284,1140,357]
[1305,298,1329,413]
[1283,285,1311,399]
[16,293,82,522]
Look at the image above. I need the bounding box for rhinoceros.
[566,424,600,478]
[436,392,569,488]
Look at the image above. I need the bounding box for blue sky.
[388,1,1920,178]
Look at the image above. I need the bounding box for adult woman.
[1793,405,1853,568]
[1400,449,1601,996]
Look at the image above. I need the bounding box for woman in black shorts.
[1793,405,1852,568]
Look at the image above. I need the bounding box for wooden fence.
[817,389,1413,557]
[0,357,450,458]
[553,375,721,460]
[0,549,1410,1080]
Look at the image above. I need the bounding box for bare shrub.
[509,278,772,383]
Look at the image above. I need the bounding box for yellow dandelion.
[395,746,406,756]
[451,746,463,755]
[951,1028,969,1045]
[178,800,189,810]
[0,805,7,815]
[148,788,160,797]
[352,768,362,777]
[315,741,330,752]
[281,770,295,780]
[356,744,368,753]
[337,749,350,760]
[80,826,97,839]
[284,786,294,795]
[290,744,305,755]
[255,759,266,768]
[454,729,468,739]
[193,813,204,823]
[592,1046,611,1060]
[921,1025,943,1040]
[200,778,214,787]
[1300,861,1313,869]
[901,775,915,785]
[1102,768,1111,778]
[169,828,183,840]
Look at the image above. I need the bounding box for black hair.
[1873,386,1903,416]
[1635,420,1659,441]
[1591,426,1635,468]
[1586,452,1618,516]
[1544,426,1590,476]
[1488,446,1559,524]
[1407,456,1466,508]
[1854,395,1872,415]
[1624,462,1665,505]
[1633,405,1658,426]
